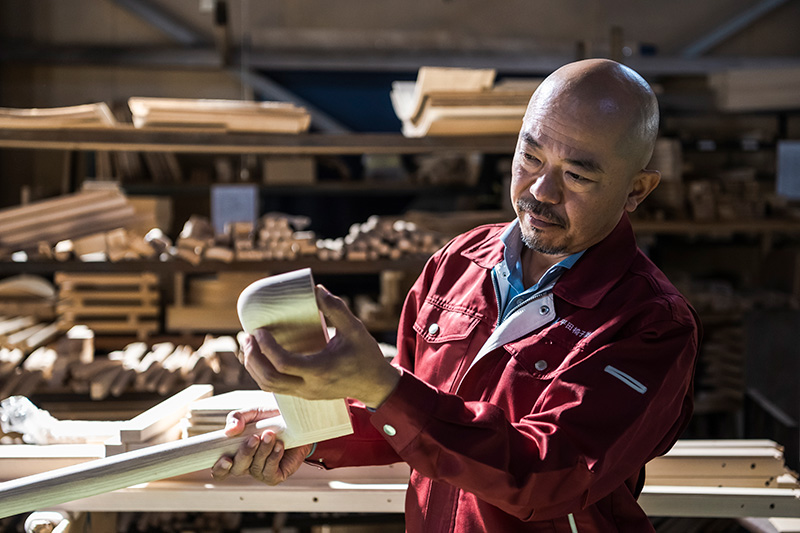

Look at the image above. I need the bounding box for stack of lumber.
[55,272,160,340]
[181,389,277,438]
[340,215,448,261]
[64,336,246,400]
[648,440,796,489]
[104,384,214,456]
[0,184,139,258]
[2,334,245,402]
[0,385,214,481]
[128,97,311,134]
[0,102,117,129]
[165,213,448,265]
[390,67,538,137]
[0,275,56,320]
[0,324,93,401]
[709,66,800,112]
[42,228,157,263]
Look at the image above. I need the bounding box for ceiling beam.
[108,0,349,132]
[110,0,209,46]
[682,0,791,58]
[4,44,800,76]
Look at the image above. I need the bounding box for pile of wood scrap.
[648,440,797,489]
[0,102,117,129]
[340,216,448,261]
[55,272,160,340]
[0,184,139,258]
[0,324,93,401]
[164,213,445,265]
[128,97,311,134]
[0,275,56,321]
[390,67,538,137]
[63,336,247,400]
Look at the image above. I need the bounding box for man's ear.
[625,169,661,213]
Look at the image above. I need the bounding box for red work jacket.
[309,214,700,532]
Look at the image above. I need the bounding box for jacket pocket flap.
[413,300,481,343]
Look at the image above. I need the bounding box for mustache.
[516,198,566,227]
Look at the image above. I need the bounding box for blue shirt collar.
[499,220,585,287]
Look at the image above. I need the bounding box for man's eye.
[522,152,540,164]
[567,172,589,183]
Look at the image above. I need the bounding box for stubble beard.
[516,198,569,255]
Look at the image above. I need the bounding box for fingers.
[243,330,305,392]
[251,328,311,379]
[315,285,358,334]
[248,430,280,480]
[211,431,290,486]
[210,433,260,480]
[223,408,281,437]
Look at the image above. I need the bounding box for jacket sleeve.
[365,298,699,521]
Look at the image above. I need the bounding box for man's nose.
[530,168,562,204]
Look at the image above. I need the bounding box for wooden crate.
[55,272,160,340]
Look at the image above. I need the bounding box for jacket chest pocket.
[412,300,483,386]
[507,328,584,380]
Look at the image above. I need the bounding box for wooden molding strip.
[120,384,213,444]
[0,416,289,519]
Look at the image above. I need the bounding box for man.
[212,58,700,532]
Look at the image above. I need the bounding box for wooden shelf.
[0,257,430,276]
[122,181,478,197]
[0,127,517,155]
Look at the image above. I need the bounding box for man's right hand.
[211,407,313,485]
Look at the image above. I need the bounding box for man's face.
[510,92,640,257]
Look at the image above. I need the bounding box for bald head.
[527,59,660,172]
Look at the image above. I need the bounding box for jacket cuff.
[369,369,440,454]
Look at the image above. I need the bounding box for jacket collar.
[461,214,638,309]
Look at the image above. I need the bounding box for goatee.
[516,198,568,255]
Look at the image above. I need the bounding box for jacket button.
[428,323,439,336]
[539,305,550,315]
[534,360,548,371]
[383,424,397,436]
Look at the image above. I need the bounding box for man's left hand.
[240,285,401,409]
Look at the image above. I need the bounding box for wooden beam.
[119,384,213,444]
[0,415,291,519]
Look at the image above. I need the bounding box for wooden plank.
[639,485,800,518]
[0,193,127,235]
[0,103,116,129]
[646,475,785,488]
[120,384,213,444]
[31,478,800,519]
[0,415,302,519]
[55,272,159,286]
[0,445,106,482]
[647,449,785,479]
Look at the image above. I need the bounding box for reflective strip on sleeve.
[604,365,647,394]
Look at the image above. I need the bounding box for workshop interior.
[0,1,800,532]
